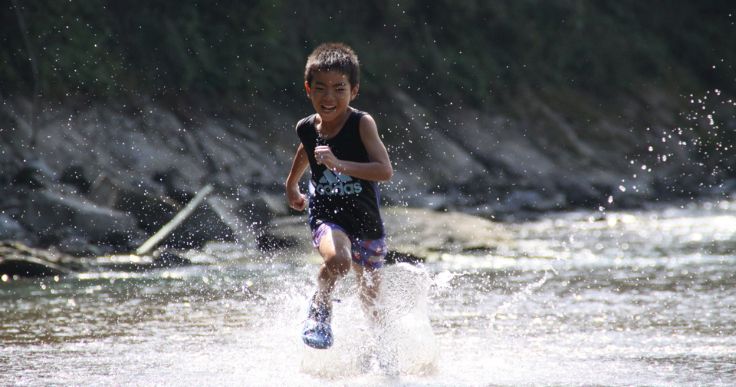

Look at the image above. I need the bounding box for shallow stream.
[2,201,735,386]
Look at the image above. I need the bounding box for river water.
[2,201,735,386]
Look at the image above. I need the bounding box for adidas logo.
[315,170,363,196]
[319,170,352,184]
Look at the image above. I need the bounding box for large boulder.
[17,189,143,252]
[87,176,236,250]
[97,178,179,234]
[0,214,28,241]
[161,201,236,250]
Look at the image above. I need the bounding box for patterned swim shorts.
[311,221,387,269]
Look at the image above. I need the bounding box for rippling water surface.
[2,201,735,386]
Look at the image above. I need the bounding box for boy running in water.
[285,42,393,349]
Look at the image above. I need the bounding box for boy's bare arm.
[314,114,393,182]
[285,143,309,211]
[357,114,393,181]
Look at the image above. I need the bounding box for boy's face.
[305,70,358,124]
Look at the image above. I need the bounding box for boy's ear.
[350,84,360,101]
[304,81,311,97]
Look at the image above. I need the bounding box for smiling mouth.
[321,105,337,113]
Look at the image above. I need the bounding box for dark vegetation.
[2,1,734,107]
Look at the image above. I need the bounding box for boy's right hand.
[287,188,308,211]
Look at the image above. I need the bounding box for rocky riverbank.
[1,89,733,271]
[0,207,511,278]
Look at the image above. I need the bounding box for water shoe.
[302,297,333,349]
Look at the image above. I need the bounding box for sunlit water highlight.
[2,201,735,386]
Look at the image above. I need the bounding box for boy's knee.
[325,252,351,276]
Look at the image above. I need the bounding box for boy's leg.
[354,264,383,323]
[314,225,352,308]
[302,223,352,349]
[351,238,388,324]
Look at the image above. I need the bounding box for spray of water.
[488,267,557,330]
[299,263,439,378]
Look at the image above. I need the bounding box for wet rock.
[256,232,299,251]
[162,202,236,250]
[0,214,27,241]
[0,256,71,277]
[153,250,190,267]
[0,241,86,277]
[554,180,604,207]
[708,178,736,198]
[11,159,54,188]
[90,177,237,250]
[152,168,191,203]
[210,193,278,231]
[17,189,142,251]
[57,235,106,257]
[59,165,92,193]
[497,190,567,213]
[105,182,178,234]
[384,250,424,264]
[204,191,295,251]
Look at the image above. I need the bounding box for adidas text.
[315,181,363,196]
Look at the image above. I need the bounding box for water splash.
[300,263,438,378]
[488,266,557,330]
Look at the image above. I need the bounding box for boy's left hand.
[314,145,338,170]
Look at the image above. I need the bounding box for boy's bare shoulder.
[358,112,379,131]
[295,114,315,133]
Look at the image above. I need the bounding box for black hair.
[304,42,360,86]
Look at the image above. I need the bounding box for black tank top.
[297,108,384,239]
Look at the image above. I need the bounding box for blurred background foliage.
[1,1,734,111]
